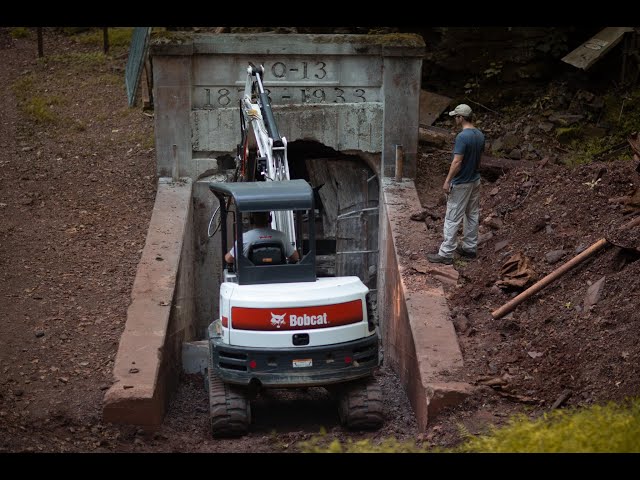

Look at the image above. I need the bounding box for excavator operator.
[224,211,300,264]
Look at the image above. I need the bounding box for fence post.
[103,27,109,54]
[395,144,404,181]
[37,28,43,58]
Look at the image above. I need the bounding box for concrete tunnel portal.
[103,32,473,432]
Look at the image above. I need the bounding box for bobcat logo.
[270,312,286,328]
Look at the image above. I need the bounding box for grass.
[141,132,155,150]
[44,52,108,67]
[12,75,64,124]
[565,136,627,167]
[75,27,133,48]
[296,398,640,453]
[22,96,61,123]
[298,430,432,453]
[10,27,31,39]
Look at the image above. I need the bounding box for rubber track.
[338,376,384,430]
[208,354,251,437]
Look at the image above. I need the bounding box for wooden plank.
[318,183,338,238]
[306,157,379,285]
[561,27,634,70]
[329,161,370,280]
[419,126,451,146]
[305,158,337,238]
[419,89,452,127]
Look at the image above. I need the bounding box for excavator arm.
[238,64,296,252]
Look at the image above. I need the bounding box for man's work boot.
[455,245,477,259]
[426,253,453,265]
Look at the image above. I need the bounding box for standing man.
[427,104,484,265]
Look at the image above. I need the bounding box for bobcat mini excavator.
[205,65,383,437]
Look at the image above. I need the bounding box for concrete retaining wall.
[103,178,195,425]
[378,178,474,432]
[192,174,229,338]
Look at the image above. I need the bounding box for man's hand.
[442,179,451,193]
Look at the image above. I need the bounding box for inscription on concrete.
[192,57,382,107]
[151,34,424,179]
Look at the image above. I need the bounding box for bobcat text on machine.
[204,65,383,437]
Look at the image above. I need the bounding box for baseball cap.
[448,104,472,117]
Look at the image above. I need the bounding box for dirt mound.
[412,141,639,445]
[453,158,640,405]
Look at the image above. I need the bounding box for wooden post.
[37,27,43,58]
[141,62,151,110]
[172,144,179,181]
[103,27,109,54]
[395,144,404,181]
[140,57,154,110]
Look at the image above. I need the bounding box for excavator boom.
[239,64,295,249]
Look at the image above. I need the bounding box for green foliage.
[456,398,640,453]
[75,27,133,48]
[297,399,640,453]
[298,433,431,453]
[603,88,640,138]
[565,136,623,167]
[555,126,582,145]
[10,27,31,39]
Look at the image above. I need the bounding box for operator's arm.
[288,250,300,263]
[443,154,463,193]
[224,251,234,264]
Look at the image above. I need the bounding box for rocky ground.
[0,28,638,452]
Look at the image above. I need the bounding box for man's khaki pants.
[438,178,481,258]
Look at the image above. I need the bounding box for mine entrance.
[287,141,379,292]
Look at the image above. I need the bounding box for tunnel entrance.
[286,140,379,291]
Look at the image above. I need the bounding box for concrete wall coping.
[380,178,474,430]
[103,178,193,425]
[150,33,425,57]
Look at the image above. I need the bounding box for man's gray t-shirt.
[452,128,484,185]
[229,228,295,258]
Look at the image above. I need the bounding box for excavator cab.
[210,179,316,286]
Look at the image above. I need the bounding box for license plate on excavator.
[293,358,312,368]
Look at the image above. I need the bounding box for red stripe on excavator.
[231,300,363,331]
